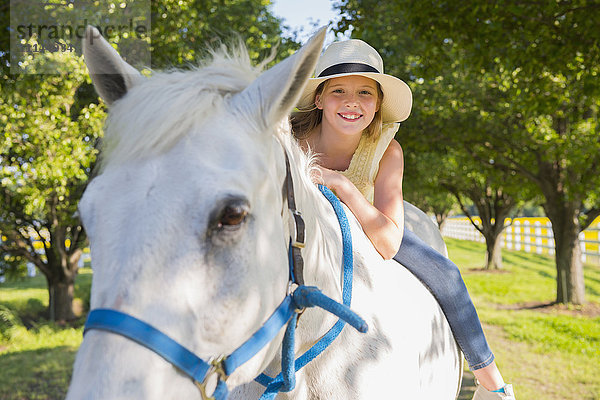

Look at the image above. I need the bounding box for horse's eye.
[208,197,250,241]
[219,203,248,227]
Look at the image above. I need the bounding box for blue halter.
[83,165,367,399]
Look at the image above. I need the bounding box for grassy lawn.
[446,238,600,400]
[0,269,91,400]
[1,242,599,399]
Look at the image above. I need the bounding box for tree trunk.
[553,227,585,304]
[43,248,81,322]
[484,232,503,270]
[48,277,76,322]
[437,215,447,231]
[543,198,586,304]
[534,158,587,304]
[434,209,449,230]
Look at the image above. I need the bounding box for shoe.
[473,383,515,400]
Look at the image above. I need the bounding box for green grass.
[448,238,600,306]
[1,246,599,399]
[0,269,91,400]
[446,238,600,400]
[0,269,92,325]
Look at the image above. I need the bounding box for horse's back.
[342,256,461,398]
[233,203,462,399]
[404,200,447,256]
[325,203,462,399]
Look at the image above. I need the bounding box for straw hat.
[297,39,412,123]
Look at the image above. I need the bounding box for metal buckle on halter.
[287,281,306,319]
[290,210,305,249]
[195,356,228,400]
[287,280,298,296]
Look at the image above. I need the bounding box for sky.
[270,0,348,44]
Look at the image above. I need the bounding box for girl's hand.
[313,165,350,194]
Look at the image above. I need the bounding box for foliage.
[1,0,300,319]
[0,305,22,341]
[395,0,600,84]
[1,47,103,321]
[402,151,458,227]
[150,0,301,68]
[336,0,600,303]
[0,254,29,281]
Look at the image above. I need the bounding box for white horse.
[67,27,462,400]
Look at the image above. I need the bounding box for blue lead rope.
[255,185,364,399]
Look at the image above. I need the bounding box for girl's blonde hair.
[291,79,384,141]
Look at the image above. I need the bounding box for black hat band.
[318,62,380,77]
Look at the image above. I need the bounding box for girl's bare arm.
[316,140,405,259]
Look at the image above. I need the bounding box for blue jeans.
[393,228,495,371]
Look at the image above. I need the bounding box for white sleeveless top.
[337,123,400,204]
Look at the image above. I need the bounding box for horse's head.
[68,27,325,399]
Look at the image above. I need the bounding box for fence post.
[579,231,586,263]
[597,222,600,265]
[547,222,555,256]
[597,221,600,265]
[535,221,542,254]
[524,220,531,252]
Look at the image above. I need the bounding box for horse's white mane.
[274,119,321,200]
[100,44,269,168]
[99,40,320,198]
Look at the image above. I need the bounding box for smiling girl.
[291,39,515,400]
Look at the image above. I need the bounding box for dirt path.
[458,369,476,399]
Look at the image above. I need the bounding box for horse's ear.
[82,26,143,105]
[233,27,326,130]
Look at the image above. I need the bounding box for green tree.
[404,134,525,270]
[1,52,104,321]
[403,153,457,230]
[442,157,522,270]
[337,0,600,304]
[150,0,300,68]
[408,70,531,270]
[1,0,298,320]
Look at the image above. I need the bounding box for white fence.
[441,217,600,265]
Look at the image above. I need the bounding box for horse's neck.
[301,193,344,294]
[283,140,344,297]
[276,133,348,339]
[290,175,349,355]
